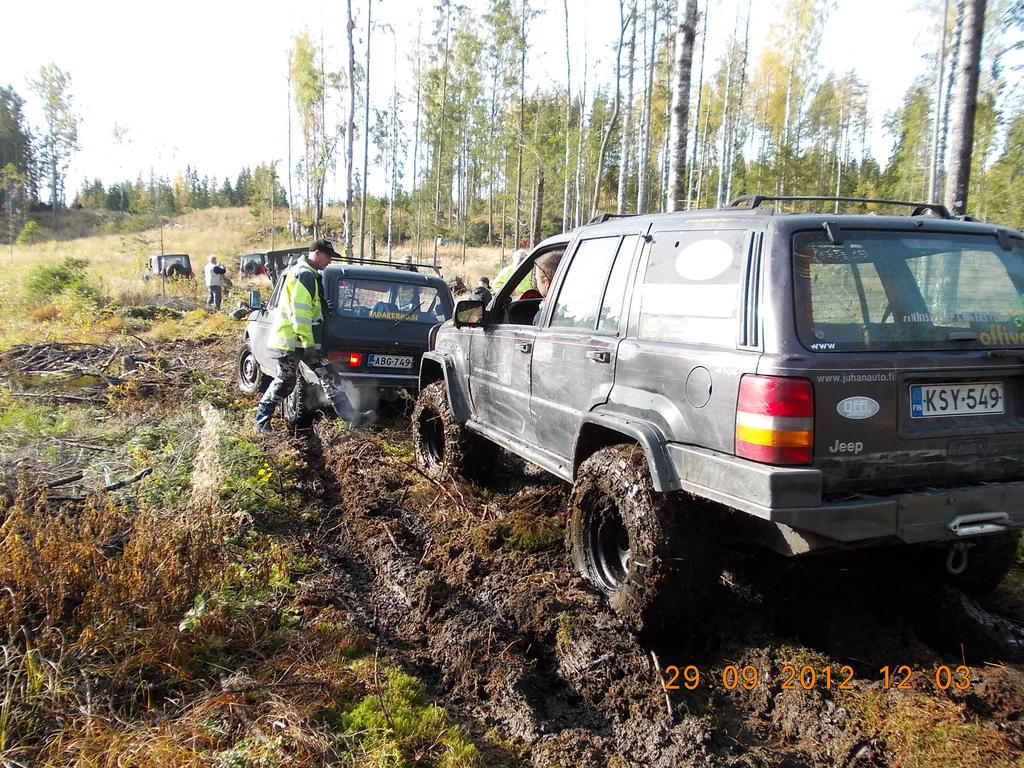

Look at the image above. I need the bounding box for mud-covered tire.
[412,381,496,480]
[281,375,317,428]
[567,444,719,635]
[236,340,271,395]
[941,530,1021,597]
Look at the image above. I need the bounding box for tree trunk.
[359,0,372,258]
[412,27,423,256]
[533,167,545,244]
[944,0,984,216]
[636,0,656,214]
[286,60,295,238]
[514,3,527,248]
[345,0,356,257]
[617,4,636,214]
[434,1,453,265]
[668,0,699,211]
[592,2,628,218]
[688,2,708,208]
[929,0,951,202]
[562,0,573,231]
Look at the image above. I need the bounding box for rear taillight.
[329,352,363,367]
[735,375,814,465]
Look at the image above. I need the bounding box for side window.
[597,235,638,333]
[639,229,746,346]
[267,275,286,309]
[550,237,621,330]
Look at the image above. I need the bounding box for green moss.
[497,507,565,553]
[337,663,481,767]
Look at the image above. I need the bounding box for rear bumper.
[300,366,418,391]
[666,443,1024,545]
[332,372,418,389]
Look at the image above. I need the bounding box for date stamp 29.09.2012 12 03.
[662,664,973,692]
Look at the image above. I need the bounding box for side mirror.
[248,289,263,311]
[454,299,485,328]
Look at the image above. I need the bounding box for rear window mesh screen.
[794,231,1024,351]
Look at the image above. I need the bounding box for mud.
[311,426,1024,767]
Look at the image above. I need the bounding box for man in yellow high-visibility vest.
[253,239,374,434]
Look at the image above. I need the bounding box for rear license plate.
[367,353,413,369]
[910,382,1004,418]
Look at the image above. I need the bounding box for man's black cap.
[310,238,339,257]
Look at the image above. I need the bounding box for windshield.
[335,279,451,323]
[793,230,1024,351]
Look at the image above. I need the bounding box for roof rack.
[264,247,442,276]
[727,195,952,220]
[587,212,638,224]
[329,255,442,276]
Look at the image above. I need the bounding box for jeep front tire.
[236,339,271,394]
[567,444,719,635]
[412,381,494,480]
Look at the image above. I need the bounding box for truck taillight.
[329,352,362,367]
[735,375,814,465]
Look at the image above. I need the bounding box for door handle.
[586,349,610,363]
[516,342,532,353]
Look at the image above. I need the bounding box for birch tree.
[345,0,357,255]
[290,34,334,237]
[592,1,630,216]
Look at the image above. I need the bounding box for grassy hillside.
[0,207,507,349]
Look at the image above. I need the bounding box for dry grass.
[0,207,515,350]
[847,687,1024,768]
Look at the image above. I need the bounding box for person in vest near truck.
[253,239,376,435]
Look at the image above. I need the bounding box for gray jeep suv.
[412,196,1024,631]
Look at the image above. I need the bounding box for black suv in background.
[412,196,1024,631]
[238,260,454,425]
[146,253,193,279]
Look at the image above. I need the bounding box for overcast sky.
[2,0,949,203]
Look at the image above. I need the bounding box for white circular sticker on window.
[675,239,733,280]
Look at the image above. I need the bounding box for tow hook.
[945,542,969,576]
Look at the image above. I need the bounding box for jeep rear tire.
[166,263,188,278]
[568,444,719,635]
[281,375,317,428]
[412,381,495,480]
[236,340,271,395]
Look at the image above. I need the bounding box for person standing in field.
[471,276,492,305]
[205,255,227,309]
[253,239,375,435]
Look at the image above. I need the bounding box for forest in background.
[1,0,1023,258]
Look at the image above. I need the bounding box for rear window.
[336,279,451,323]
[794,230,1024,351]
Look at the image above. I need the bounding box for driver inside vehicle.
[531,251,563,324]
